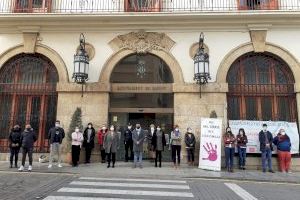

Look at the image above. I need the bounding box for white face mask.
[157,128,161,131]
[263,127,267,131]
[151,127,155,131]
[110,128,114,131]
[188,129,192,133]
[55,123,60,128]
[75,129,79,133]
[128,126,132,129]
[175,128,179,132]
[281,132,286,135]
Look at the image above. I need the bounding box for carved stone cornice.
[109,31,175,53]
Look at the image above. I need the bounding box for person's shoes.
[287,170,292,174]
[15,164,18,168]
[159,164,162,168]
[132,165,136,169]
[139,165,143,169]
[263,169,266,173]
[9,165,13,168]
[48,164,52,169]
[107,164,110,168]
[269,170,275,173]
[58,164,62,168]
[112,165,115,168]
[28,165,32,171]
[239,166,243,170]
[125,160,128,162]
[18,165,24,171]
[101,160,105,163]
[242,167,246,170]
[230,168,234,173]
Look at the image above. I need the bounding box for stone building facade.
[0,0,300,169]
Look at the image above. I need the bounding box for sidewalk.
[1,161,300,184]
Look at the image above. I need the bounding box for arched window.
[110,54,173,83]
[0,53,58,152]
[227,52,297,122]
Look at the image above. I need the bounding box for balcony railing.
[0,0,300,14]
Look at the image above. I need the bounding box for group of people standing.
[8,120,293,173]
[8,124,37,171]
[223,123,292,173]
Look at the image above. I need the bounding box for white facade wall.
[0,29,299,83]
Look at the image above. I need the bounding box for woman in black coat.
[8,125,22,168]
[83,122,96,164]
[185,127,196,166]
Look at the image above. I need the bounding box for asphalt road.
[1,171,300,200]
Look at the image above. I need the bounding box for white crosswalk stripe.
[225,183,258,200]
[44,177,194,199]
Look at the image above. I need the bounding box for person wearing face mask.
[132,123,145,168]
[98,125,108,163]
[223,127,236,172]
[83,123,96,164]
[48,120,65,168]
[71,127,83,167]
[103,125,120,168]
[151,125,166,167]
[236,128,248,170]
[18,124,37,172]
[185,127,196,166]
[147,124,156,162]
[124,123,134,162]
[273,129,292,173]
[259,124,275,173]
[170,125,182,169]
[8,125,22,168]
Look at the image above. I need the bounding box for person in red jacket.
[223,127,236,172]
[98,125,108,163]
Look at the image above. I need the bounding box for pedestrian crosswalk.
[44,177,194,200]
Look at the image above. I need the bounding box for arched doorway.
[227,52,297,122]
[0,53,59,152]
[109,53,174,161]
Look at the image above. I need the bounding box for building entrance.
[109,112,173,161]
[108,53,175,161]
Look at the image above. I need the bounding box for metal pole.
[199,83,202,98]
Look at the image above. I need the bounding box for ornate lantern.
[72,33,89,97]
[194,32,210,97]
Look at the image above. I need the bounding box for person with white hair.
[273,128,292,173]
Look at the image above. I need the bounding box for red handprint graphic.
[202,142,218,161]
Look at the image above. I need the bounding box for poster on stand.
[199,118,222,171]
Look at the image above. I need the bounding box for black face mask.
[136,126,141,129]
[26,128,31,131]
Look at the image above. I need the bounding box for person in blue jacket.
[273,129,292,173]
[258,124,275,173]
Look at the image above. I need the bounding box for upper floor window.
[14,0,52,13]
[238,0,279,10]
[125,0,161,12]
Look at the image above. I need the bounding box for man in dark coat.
[48,120,65,168]
[19,124,37,172]
[83,122,96,163]
[8,125,22,168]
[259,124,275,173]
[124,123,133,162]
[132,123,145,168]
